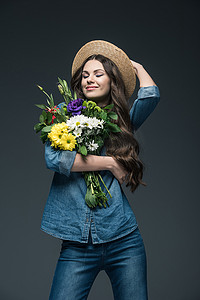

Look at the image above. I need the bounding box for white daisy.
[66,115,89,130]
[87,117,104,129]
[87,140,99,151]
[73,127,83,137]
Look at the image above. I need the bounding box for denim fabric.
[41,85,160,244]
[49,227,148,300]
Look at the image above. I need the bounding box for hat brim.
[71,40,136,99]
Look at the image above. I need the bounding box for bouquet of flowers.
[34,78,121,209]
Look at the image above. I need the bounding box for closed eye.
[82,74,103,79]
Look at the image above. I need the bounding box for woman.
[41,40,160,300]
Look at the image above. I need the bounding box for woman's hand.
[130,59,157,87]
[130,60,143,76]
[110,157,129,185]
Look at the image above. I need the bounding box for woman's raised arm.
[129,60,160,131]
[130,60,157,87]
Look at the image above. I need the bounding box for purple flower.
[67,98,84,116]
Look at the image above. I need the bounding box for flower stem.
[42,90,51,100]
[91,183,94,194]
[98,174,112,198]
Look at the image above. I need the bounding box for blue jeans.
[49,227,148,300]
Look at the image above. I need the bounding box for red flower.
[51,115,56,124]
[45,106,59,124]
[47,105,59,113]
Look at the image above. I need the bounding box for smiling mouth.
[86,86,98,90]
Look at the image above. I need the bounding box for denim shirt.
[40,85,160,244]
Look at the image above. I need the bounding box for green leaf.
[60,105,66,115]
[107,122,121,133]
[99,111,107,120]
[35,104,47,110]
[79,145,87,156]
[108,111,118,120]
[56,114,66,122]
[58,77,63,85]
[103,104,114,110]
[49,94,54,107]
[40,132,48,143]
[85,188,98,208]
[34,123,45,133]
[34,123,40,131]
[39,114,45,123]
[42,110,47,119]
[47,112,52,123]
[41,125,53,133]
[63,79,68,90]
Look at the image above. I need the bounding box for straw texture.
[71,40,136,99]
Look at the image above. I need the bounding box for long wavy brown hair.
[70,54,146,192]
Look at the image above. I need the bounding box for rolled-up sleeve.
[45,141,77,177]
[130,85,160,131]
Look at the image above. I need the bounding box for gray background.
[1,0,199,299]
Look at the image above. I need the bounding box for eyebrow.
[82,69,105,74]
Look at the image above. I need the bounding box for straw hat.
[71,40,136,99]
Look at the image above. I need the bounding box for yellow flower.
[59,133,77,151]
[48,122,76,151]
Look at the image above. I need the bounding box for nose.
[87,74,95,84]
